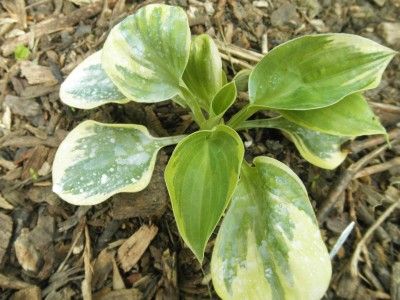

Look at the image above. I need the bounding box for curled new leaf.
[60,51,127,109]
[53,121,183,205]
[182,34,223,110]
[233,69,251,92]
[102,4,190,102]
[280,93,386,137]
[211,157,332,300]
[238,117,349,169]
[165,125,244,262]
[249,33,396,110]
[211,81,237,117]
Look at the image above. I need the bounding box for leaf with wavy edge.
[238,117,349,169]
[280,93,386,136]
[60,51,127,109]
[211,157,332,300]
[165,125,244,262]
[53,121,184,205]
[102,4,190,102]
[249,33,396,110]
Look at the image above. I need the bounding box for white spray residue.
[100,174,109,184]
[116,152,150,165]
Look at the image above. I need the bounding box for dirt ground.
[0,0,399,299]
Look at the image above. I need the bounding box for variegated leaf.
[211,157,332,300]
[211,81,237,117]
[102,4,190,102]
[280,93,386,136]
[249,34,396,110]
[52,121,184,205]
[60,51,127,109]
[182,34,223,110]
[238,117,349,169]
[165,125,244,262]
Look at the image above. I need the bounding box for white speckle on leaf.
[89,148,96,158]
[264,268,272,278]
[116,152,150,165]
[110,138,115,143]
[275,223,284,233]
[100,174,109,184]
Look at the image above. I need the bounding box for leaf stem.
[226,104,260,129]
[235,117,281,130]
[158,134,187,146]
[178,84,207,128]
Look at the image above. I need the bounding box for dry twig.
[350,128,400,154]
[57,222,85,272]
[1,2,104,56]
[350,199,400,277]
[0,273,33,290]
[317,143,392,223]
[369,101,400,114]
[82,225,93,300]
[215,40,263,63]
[117,224,158,272]
[219,52,253,69]
[354,157,400,179]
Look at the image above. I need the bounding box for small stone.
[14,229,41,273]
[4,95,41,118]
[297,0,322,18]
[14,211,55,279]
[20,61,58,85]
[378,22,400,46]
[373,0,386,7]
[270,3,299,27]
[309,19,329,32]
[253,1,269,8]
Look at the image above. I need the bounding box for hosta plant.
[53,4,396,299]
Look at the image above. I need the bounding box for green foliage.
[211,81,237,117]
[211,157,332,299]
[249,34,395,110]
[52,120,184,205]
[53,4,396,299]
[14,44,30,60]
[279,93,386,137]
[237,117,349,169]
[165,125,243,262]
[102,4,190,103]
[182,34,223,110]
[60,51,127,109]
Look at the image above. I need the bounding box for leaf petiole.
[178,84,207,128]
[158,134,187,146]
[226,104,260,129]
[235,117,280,130]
